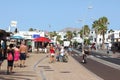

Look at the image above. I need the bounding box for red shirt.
[50,47,55,54]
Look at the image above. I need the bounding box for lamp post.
[82,6,93,63]
[78,19,84,52]
[95,27,98,51]
[78,6,93,52]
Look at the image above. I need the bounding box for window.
[94,38,96,42]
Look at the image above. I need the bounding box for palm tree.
[73,31,77,37]
[49,32,54,39]
[92,20,99,34]
[53,31,57,36]
[66,31,73,41]
[78,29,83,38]
[83,25,90,45]
[29,28,34,31]
[48,31,58,41]
[56,35,62,44]
[78,25,90,45]
[83,25,90,37]
[108,29,114,33]
[92,16,109,49]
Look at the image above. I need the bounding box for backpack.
[7,52,13,61]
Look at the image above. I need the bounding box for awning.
[10,35,24,39]
[33,37,51,42]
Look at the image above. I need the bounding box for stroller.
[62,53,68,62]
[62,50,69,62]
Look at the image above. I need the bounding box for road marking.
[40,70,46,80]
[33,55,47,80]
[102,56,108,58]
[95,55,101,58]
[75,54,78,56]
[74,49,120,70]
[90,56,120,70]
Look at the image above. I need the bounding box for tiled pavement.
[0,52,103,80]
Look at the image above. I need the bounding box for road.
[72,50,120,80]
[91,51,120,65]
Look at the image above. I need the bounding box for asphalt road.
[72,51,120,80]
[91,51,120,65]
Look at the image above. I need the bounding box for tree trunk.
[102,31,105,49]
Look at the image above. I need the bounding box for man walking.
[19,41,28,67]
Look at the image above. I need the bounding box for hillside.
[59,27,81,32]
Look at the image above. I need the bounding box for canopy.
[10,35,24,39]
[33,37,51,42]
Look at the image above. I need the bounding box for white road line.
[74,49,120,70]
[90,56,120,70]
[102,56,108,58]
[95,55,101,58]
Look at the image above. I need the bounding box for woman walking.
[14,45,20,67]
[49,44,55,63]
[7,44,14,74]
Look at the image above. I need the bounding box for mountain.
[59,27,81,32]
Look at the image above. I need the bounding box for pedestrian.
[112,45,116,54]
[68,45,73,56]
[6,44,14,74]
[0,45,4,70]
[82,50,87,63]
[19,41,28,67]
[55,44,61,61]
[49,44,55,63]
[59,46,65,62]
[107,45,109,54]
[14,45,20,67]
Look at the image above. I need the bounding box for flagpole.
[8,26,11,32]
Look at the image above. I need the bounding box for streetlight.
[82,6,93,63]
[95,27,98,51]
[88,6,93,9]
[77,19,84,52]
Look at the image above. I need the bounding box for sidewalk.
[0,53,103,80]
[0,53,42,80]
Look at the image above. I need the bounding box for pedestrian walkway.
[0,53,42,80]
[0,52,103,80]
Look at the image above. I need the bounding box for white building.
[113,30,120,42]
[12,31,45,51]
[89,30,112,49]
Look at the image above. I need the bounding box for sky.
[0,0,120,32]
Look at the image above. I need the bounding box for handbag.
[7,52,13,61]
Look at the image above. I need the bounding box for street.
[91,51,120,65]
[72,50,120,80]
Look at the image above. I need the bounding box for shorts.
[84,50,89,55]
[8,60,14,67]
[20,53,26,60]
[50,53,55,57]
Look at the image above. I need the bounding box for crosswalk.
[72,49,114,59]
[72,53,111,59]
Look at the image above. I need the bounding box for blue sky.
[0,0,120,32]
